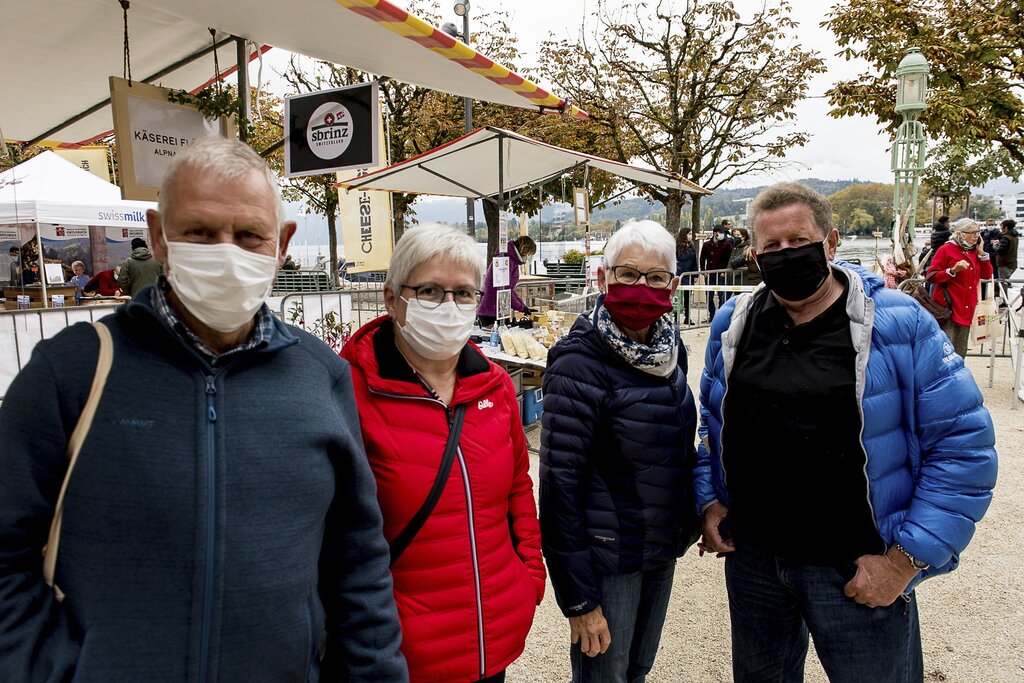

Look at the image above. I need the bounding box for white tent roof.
[336,127,712,198]
[0,152,154,226]
[1,0,583,147]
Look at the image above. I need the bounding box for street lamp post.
[891,47,930,273]
[454,2,475,236]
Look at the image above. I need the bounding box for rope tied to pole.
[119,0,131,84]
[209,28,222,96]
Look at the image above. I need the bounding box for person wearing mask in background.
[700,226,734,319]
[0,138,407,682]
[65,260,91,304]
[342,224,545,683]
[981,218,1001,260]
[675,228,698,325]
[541,220,699,683]
[728,228,762,288]
[477,235,537,328]
[117,237,163,296]
[697,182,996,683]
[8,246,23,286]
[82,265,122,297]
[927,218,993,357]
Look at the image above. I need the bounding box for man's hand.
[843,547,919,608]
[569,606,611,657]
[698,501,735,556]
[952,259,970,274]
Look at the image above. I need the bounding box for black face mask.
[756,241,830,302]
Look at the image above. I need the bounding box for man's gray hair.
[951,217,979,234]
[385,223,484,293]
[748,182,832,247]
[158,136,284,226]
[603,220,676,273]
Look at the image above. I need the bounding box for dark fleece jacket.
[0,294,407,682]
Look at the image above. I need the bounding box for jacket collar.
[344,315,501,403]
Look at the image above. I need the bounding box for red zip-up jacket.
[927,241,993,326]
[342,316,545,682]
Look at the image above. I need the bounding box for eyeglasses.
[401,283,482,310]
[608,265,674,289]
[961,230,980,236]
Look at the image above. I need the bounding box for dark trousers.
[725,543,923,683]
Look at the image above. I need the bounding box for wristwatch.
[893,543,930,570]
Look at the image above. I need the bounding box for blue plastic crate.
[522,387,543,425]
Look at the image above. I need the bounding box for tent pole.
[36,227,48,308]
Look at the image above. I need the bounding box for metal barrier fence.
[0,303,121,402]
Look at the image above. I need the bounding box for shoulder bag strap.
[389,403,467,567]
[43,321,113,599]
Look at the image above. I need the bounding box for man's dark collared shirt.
[721,275,884,564]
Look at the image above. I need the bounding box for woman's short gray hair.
[159,137,285,226]
[603,220,676,272]
[951,217,979,234]
[385,223,484,293]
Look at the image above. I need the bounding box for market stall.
[0,152,154,309]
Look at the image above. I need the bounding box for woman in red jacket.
[341,224,545,683]
[927,217,993,356]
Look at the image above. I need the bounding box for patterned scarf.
[595,303,679,378]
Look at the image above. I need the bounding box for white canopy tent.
[336,127,712,199]
[0,152,154,227]
[1,0,583,147]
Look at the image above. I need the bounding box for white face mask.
[395,298,476,361]
[165,241,278,333]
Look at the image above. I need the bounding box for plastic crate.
[522,387,543,425]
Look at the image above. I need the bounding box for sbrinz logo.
[306,102,353,160]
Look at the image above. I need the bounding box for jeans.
[571,560,676,683]
[725,543,923,683]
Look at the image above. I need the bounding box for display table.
[3,285,78,310]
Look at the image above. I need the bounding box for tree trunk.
[663,191,682,235]
[326,208,339,286]
[690,195,703,238]
[483,198,500,258]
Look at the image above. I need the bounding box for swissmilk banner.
[337,108,392,274]
[285,82,380,178]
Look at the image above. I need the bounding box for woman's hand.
[569,606,611,657]
[952,259,970,274]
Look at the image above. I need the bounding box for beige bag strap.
[43,321,113,599]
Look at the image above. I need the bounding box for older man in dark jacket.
[0,138,406,682]
[996,219,1019,281]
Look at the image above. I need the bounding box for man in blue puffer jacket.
[696,183,996,683]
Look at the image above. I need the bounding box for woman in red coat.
[927,217,993,356]
[341,224,545,683]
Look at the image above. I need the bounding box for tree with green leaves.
[825,0,1024,188]
[534,0,825,234]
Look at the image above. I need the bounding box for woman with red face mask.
[540,220,700,683]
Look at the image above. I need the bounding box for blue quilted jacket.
[540,303,699,618]
[695,263,997,584]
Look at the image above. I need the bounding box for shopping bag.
[971,296,998,346]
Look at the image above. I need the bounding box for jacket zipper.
[199,374,218,682]
[852,296,885,547]
[368,386,486,677]
[454,443,486,678]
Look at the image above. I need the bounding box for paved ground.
[508,326,1023,682]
